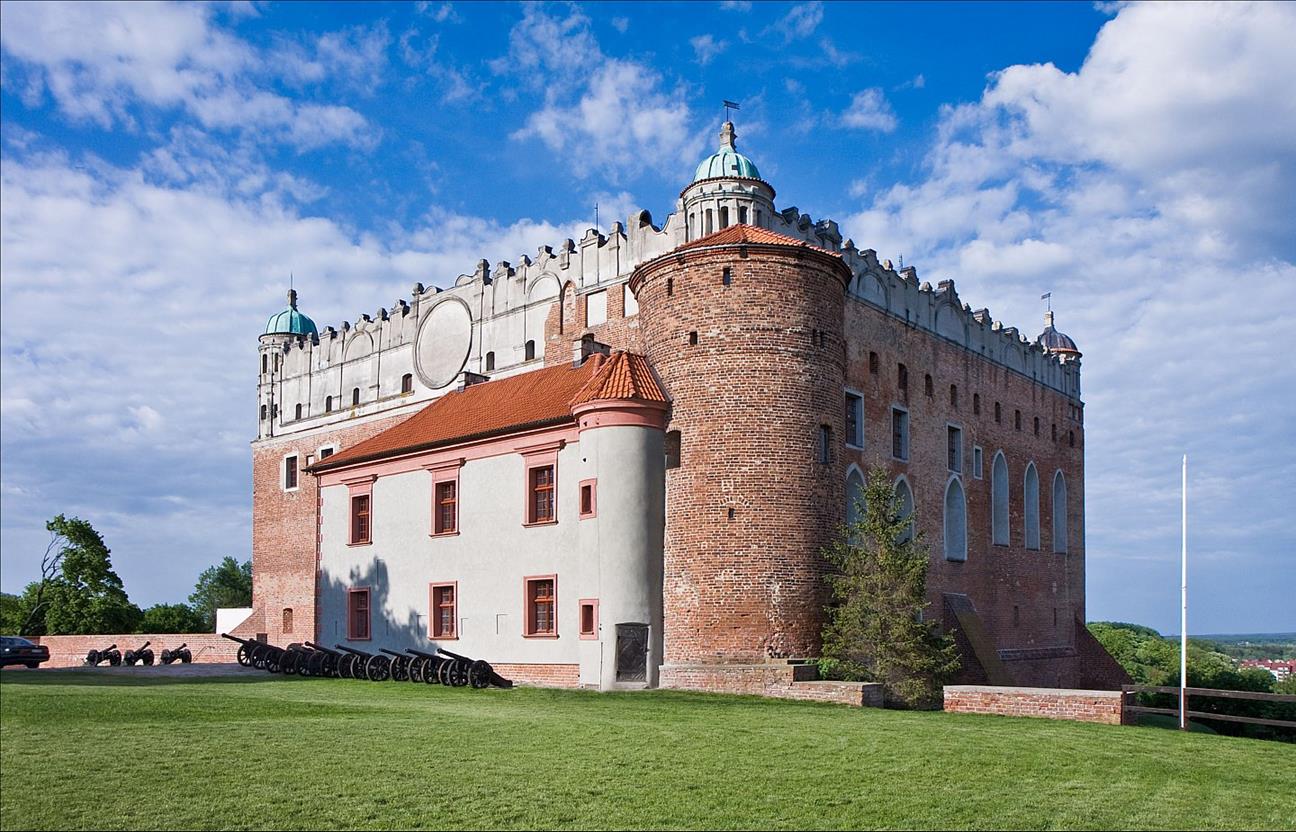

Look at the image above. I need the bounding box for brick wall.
[492,662,579,688]
[31,634,239,668]
[661,663,883,707]
[543,279,645,366]
[943,685,1122,725]
[633,243,851,663]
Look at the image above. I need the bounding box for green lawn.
[2,672,1292,831]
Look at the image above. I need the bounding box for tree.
[819,467,960,708]
[24,515,142,635]
[0,592,23,634]
[188,557,252,630]
[139,603,208,634]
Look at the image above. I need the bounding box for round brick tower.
[630,226,852,666]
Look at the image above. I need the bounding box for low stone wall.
[493,662,580,688]
[31,634,239,668]
[943,685,1122,725]
[661,663,884,707]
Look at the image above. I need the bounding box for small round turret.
[1038,310,1080,358]
[680,121,775,240]
[264,289,318,338]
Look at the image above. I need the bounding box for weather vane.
[1041,291,1052,312]
[723,99,740,122]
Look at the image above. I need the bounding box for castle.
[249,122,1124,696]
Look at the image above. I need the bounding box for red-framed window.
[579,599,598,640]
[579,479,597,519]
[434,480,457,534]
[524,576,557,637]
[347,588,371,640]
[350,494,371,545]
[528,465,555,524]
[430,583,457,639]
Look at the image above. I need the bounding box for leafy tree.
[0,592,23,634]
[23,515,142,635]
[188,557,252,630]
[819,467,960,708]
[139,603,207,634]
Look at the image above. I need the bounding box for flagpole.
[1180,454,1188,731]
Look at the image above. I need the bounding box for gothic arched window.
[1024,462,1040,550]
[992,451,1009,545]
[1052,471,1069,554]
[944,477,967,561]
[525,340,536,361]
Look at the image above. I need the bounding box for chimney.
[572,334,611,367]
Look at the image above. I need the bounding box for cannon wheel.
[388,657,409,683]
[160,652,173,665]
[468,660,492,689]
[142,652,155,666]
[281,652,298,675]
[236,643,253,667]
[306,652,326,678]
[340,653,359,680]
[85,650,100,666]
[179,651,192,664]
[365,656,391,682]
[108,653,122,666]
[407,657,425,684]
[453,660,471,688]
[437,660,451,686]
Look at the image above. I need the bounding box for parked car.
[0,636,50,668]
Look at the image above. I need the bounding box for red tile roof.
[571,351,667,406]
[314,351,667,471]
[676,223,841,258]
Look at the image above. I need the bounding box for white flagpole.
[1180,454,1188,730]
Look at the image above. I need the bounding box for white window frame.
[585,289,608,327]
[281,452,301,492]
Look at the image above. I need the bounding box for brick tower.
[631,225,853,666]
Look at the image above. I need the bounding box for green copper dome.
[692,121,761,182]
[264,289,318,337]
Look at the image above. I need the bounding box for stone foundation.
[661,662,883,707]
[943,685,1122,725]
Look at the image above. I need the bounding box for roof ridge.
[676,223,841,258]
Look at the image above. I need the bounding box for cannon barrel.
[334,644,374,657]
[379,648,408,659]
[134,641,152,650]
[436,648,470,662]
[304,641,342,655]
[220,633,257,646]
[174,643,187,651]
[405,648,439,660]
[102,643,118,650]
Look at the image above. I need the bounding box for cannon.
[404,648,448,685]
[379,648,414,682]
[277,643,317,676]
[438,648,513,689]
[123,641,155,666]
[220,634,287,673]
[160,643,192,664]
[85,643,121,667]
[303,642,342,678]
[335,644,390,682]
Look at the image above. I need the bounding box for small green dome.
[264,289,318,337]
[693,121,761,182]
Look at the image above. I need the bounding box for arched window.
[895,477,915,544]
[352,387,360,407]
[973,393,981,415]
[485,351,495,372]
[924,374,934,397]
[992,451,1009,545]
[1024,462,1040,550]
[950,384,958,409]
[705,209,714,235]
[260,404,267,421]
[739,206,748,224]
[943,477,967,561]
[525,340,536,361]
[687,213,694,240]
[261,354,268,374]
[282,607,294,634]
[295,403,303,420]
[1052,471,1068,554]
[325,395,333,413]
[719,206,730,228]
[846,468,865,528]
[401,373,413,394]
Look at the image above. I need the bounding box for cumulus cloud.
[841,88,898,132]
[771,2,824,42]
[840,1,1296,629]
[0,1,376,149]
[690,34,727,66]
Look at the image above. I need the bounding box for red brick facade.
[31,634,239,668]
[660,663,883,707]
[943,685,1122,725]
[493,662,580,688]
[632,242,851,663]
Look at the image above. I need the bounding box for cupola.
[263,289,318,339]
[679,121,775,242]
[1037,310,1080,358]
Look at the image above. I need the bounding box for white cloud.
[840,1,1296,629]
[719,1,752,11]
[690,34,727,66]
[611,17,630,34]
[0,1,376,150]
[772,2,824,42]
[841,88,898,132]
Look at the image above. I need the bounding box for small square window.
[579,479,597,519]
[891,408,909,461]
[845,393,864,448]
[579,599,598,640]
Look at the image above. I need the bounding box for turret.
[679,121,776,241]
[258,289,317,439]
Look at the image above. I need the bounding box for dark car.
[0,636,50,668]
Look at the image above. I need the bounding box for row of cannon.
[84,641,193,666]
[220,634,513,689]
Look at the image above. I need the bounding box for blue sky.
[2,1,1293,635]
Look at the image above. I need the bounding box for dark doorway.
[615,623,649,683]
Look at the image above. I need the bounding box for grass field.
[2,672,1293,831]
